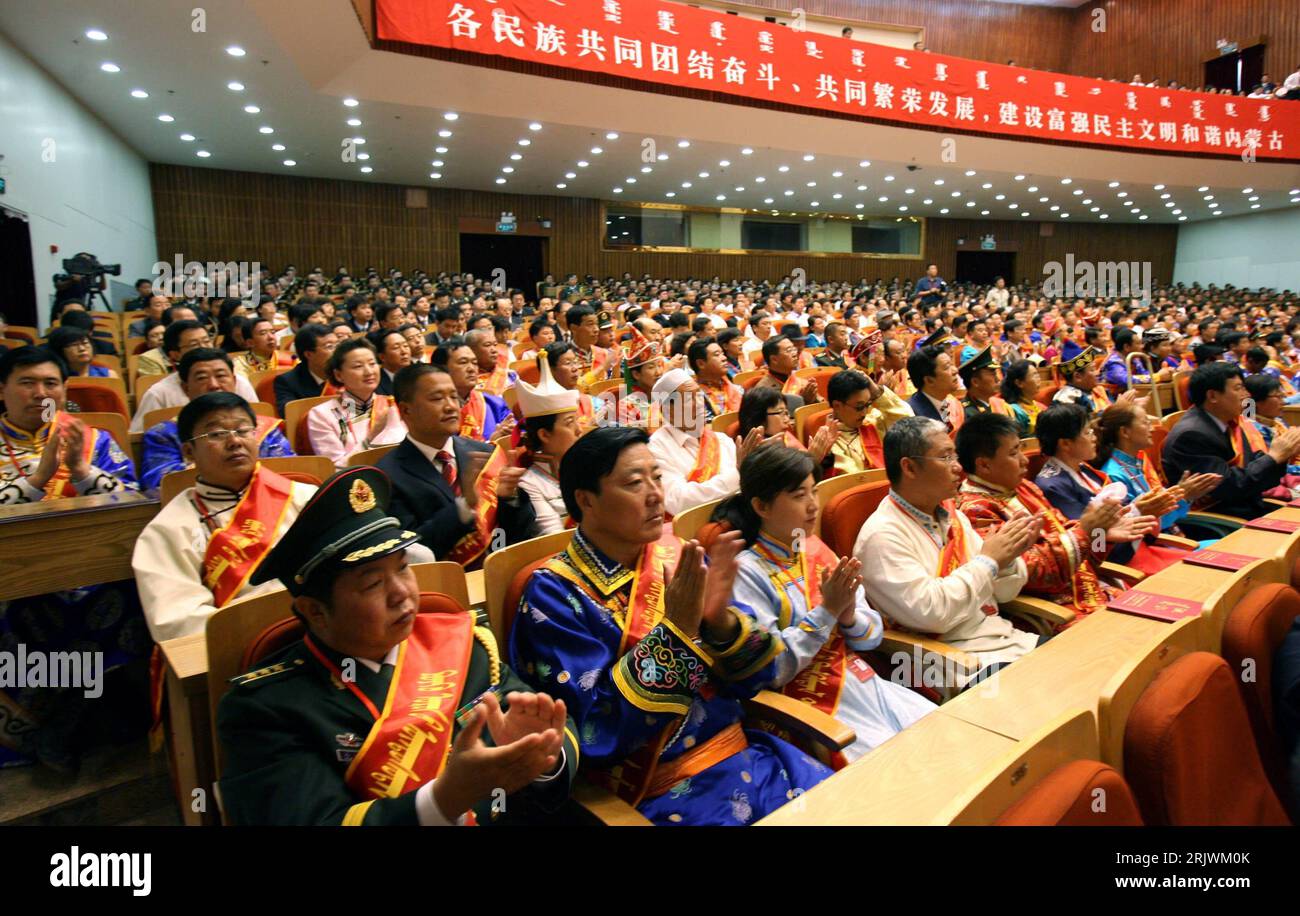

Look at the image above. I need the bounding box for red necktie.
[437,451,460,495]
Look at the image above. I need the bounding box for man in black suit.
[905,333,961,433]
[377,363,536,568]
[273,324,337,417]
[1162,362,1300,520]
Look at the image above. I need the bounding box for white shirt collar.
[923,391,947,412]
[1202,408,1229,434]
[356,644,400,673]
[408,434,455,465]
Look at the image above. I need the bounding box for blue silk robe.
[510,529,831,826]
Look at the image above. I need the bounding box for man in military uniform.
[959,346,1013,421]
[216,466,579,826]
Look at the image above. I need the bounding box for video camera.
[61,252,121,279]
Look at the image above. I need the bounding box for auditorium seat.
[802,405,834,447]
[283,395,334,456]
[995,760,1144,826]
[1123,652,1291,825]
[1220,582,1300,805]
[820,480,890,556]
[65,376,130,418]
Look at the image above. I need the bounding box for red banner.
[376,0,1300,161]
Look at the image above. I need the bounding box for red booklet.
[1180,550,1256,572]
[1243,518,1300,533]
[1107,588,1202,622]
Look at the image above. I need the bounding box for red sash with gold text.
[858,424,884,469]
[459,390,488,441]
[445,444,508,567]
[201,465,295,607]
[2,411,99,499]
[687,429,722,484]
[1013,481,1106,617]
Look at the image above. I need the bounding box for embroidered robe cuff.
[611,621,711,717]
[15,477,45,502]
[702,607,785,682]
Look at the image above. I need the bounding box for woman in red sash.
[306,338,407,468]
[720,445,935,764]
[737,386,834,475]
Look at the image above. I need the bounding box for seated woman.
[719,445,934,764]
[516,358,583,535]
[1001,359,1042,437]
[1243,374,1300,493]
[1096,401,1222,551]
[1034,403,1183,573]
[46,326,116,378]
[306,337,407,468]
[737,385,834,475]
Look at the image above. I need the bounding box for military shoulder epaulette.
[228,658,305,689]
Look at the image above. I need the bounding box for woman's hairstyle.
[522,412,561,451]
[1001,359,1034,404]
[45,325,90,365]
[1094,401,1142,467]
[738,386,784,438]
[326,337,377,387]
[1035,403,1090,457]
[712,445,816,546]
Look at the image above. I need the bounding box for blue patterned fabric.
[140,418,294,494]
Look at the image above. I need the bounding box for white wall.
[0,29,157,330]
[1174,208,1300,291]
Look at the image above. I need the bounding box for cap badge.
[349,478,377,514]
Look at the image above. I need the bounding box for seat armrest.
[1155,533,1199,550]
[999,596,1076,636]
[743,689,856,753]
[1099,561,1146,585]
[571,781,654,826]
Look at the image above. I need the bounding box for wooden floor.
[0,740,179,826]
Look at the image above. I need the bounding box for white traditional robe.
[855,492,1036,678]
[518,462,568,536]
[130,372,260,432]
[132,475,317,642]
[306,391,407,468]
[647,423,740,518]
[734,536,935,761]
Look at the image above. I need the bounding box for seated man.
[1162,362,1300,519]
[855,417,1041,681]
[467,327,516,397]
[511,427,831,825]
[689,337,743,421]
[754,334,819,411]
[368,327,411,397]
[955,413,1155,626]
[273,324,339,417]
[825,368,912,476]
[431,338,511,443]
[647,368,745,518]
[0,346,137,503]
[131,327,259,432]
[905,339,963,435]
[133,392,318,641]
[958,347,1012,421]
[231,316,295,377]
[377,363,535,568]
[136,305,199,376]
[814,321,851,369]
[1051,340,1111,416]
[216,466,577,825]
[140,351,294,494]
[616,330,665,431]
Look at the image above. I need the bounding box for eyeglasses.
[188,425,257,445]
[915,451,960,465]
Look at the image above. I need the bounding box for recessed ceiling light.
[966,201,976,207]
[1204,195,1215,201]
[640,166,652,173]
[1139,214,1148,220]
[432,173,443,180]
[717,195,727,201]
[1251,203,1261,209]
[657,153,668,161]
[964,170,976,177]
[1198,186,1210,192]
[803,154,815,161]
[566,172,576,179]
[755,176,766,183]
[1060,213,1069,218]
[612,188,623,194]
[766,198,776,204]
[940,208,950,214]
[605,132,619,140]
[100,62,120,73]
[130,89,148,98]
[878,196,888,202]
[859,160,871,167]
[357,152,370,160]
[1108,181,1121,188]
[741,147,754,155]
[502,167,514,174]
[86,29,108,41]
[720,160,731,167]
[1090,207,1099,212]
[831,192,841,199]
[360,166,373,174]
[933,179,945,186]
[227,81,244,91]
[344,119,360,129]
[785,190,794,196]
[1039,197,1049,202]
[1027,186,1039,193]
[438,129,453,138]
[1100,214,1108,219]
[180,133,195,142]
[1082,198,1093,204]
[995,194,1006,200]
[1014,175,1026,181]
[272,144,286,151]
[924,199,934,205]
[1178,216,1187,221]
[343,98,359,107]
[1021,212,1030,217]
[1160,193,1171,199]
[1050,205,1059,211]
[666,192,676,198]
[904,188,915,195]
[510,153,522,161]
[832,170,843,178]
[625,178,637,184]
[284,160,297,166]
[443,112,459,121]
[980,209,989,215]
[952,191,962,198]
[259,126,273,134]
[1060,178,1073,184]
[778,165,790,172]
[1117,191,1128,197]
[226,46,246,57]
[527,122,543,132]
[678,140,690,148]
[352,137,366,145]
[435,146,448,154]
[158,114,174,122]
[518,139,531,146]
[1248,195,1259,202]
[577,160,589,167]
[900,206,909,212]
[1242,187,1254,194]
[495,178,507,184]
[196,150,211,158]
[1153,184,1165,190]
[806,181,817,187]
[1172,208,1182,214]
[244,105,260,114]
[884,175,896,182]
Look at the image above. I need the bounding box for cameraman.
[52,251,107,319]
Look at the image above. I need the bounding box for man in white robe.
[647,368,741,518]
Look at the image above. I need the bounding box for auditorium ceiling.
[3,0,1298,225]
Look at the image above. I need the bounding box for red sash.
[775,370,802,396]
[367,396,393,442]
[858,424,884,469]
[1229,418,1269,467]
[480,352,511,397]
[0,411,100,499]
[911,498,996,617]
[201,465,295,607]
[944,396,965,433]
[989,396,1014,418]
[1137,450,1163,491]
[701,379,741,415]
[753,536,850,718]
[313,614,475,810]
[459,390,489,441]
[445,444,508,567]
[575,394,596,432]
[686,429,722,484]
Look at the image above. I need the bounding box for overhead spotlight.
[196,150,211,158]
[803,154,815,161]
[528,122,543,131]
[606,132,619,140]
[226,46,246,57]
[443,112,459,121]
[272,144,286,151]
[130,89,148,98]
[227,81,244,91]
[86,29,108,41]
[100,62,120,73]
[180,133,195,142]
[244,105,260,113]
[343,98,359,107]
[158,114,174,122]
[360,166,373,174]
[678,140,690,148]
[259,126,273,134]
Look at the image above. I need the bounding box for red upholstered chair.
[254,369,292,415]
[1123,652,1291,826]
[1034,383,1061,406]
[242,592,467,670]
[696,520,728,551]
[65,379,130,418]
[1146,429,1169,484]
[820,480,891,556]
[803,406,834,447]
[995,760,1144,826]
[503,557,555,645]
[1220,583,1300,805]
[1025,449,1049,482]
[1173,371,1193,411]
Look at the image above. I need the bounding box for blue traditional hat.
[1059,339,1102,377]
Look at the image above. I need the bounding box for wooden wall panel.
[1066,0,1300,88]
[151,163,1177,288]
